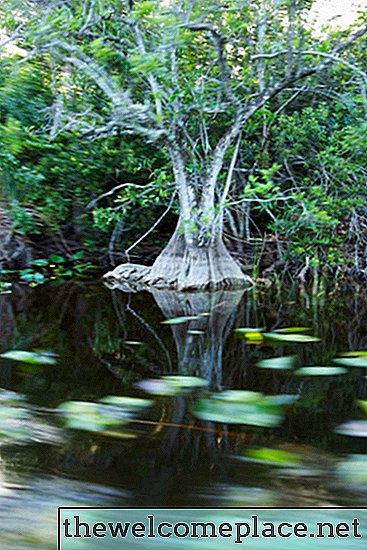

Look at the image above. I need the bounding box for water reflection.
[0,282,365,547]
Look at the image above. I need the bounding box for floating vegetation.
[193,390,285,427]
[257,356,296,370]
[335,420,367,438]
[274,327,311,334]
[336,454,367,485]
[237,447,301,467]
[161,316,200,325]
[235,328,320,345]
[333,355,367,368]
[263,333,320,344]
[58,395,153,433]
[187,330,204,335]
[137,376,209,396]
[0,350,57,365]
[0,388,61,444]
[100,396,153,409]
[234,328,264,344]
[295,366,347,376]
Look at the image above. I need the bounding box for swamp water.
[0,282,366,548]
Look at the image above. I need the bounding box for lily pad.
[334,357,367,368]
[336,455,367,485]
[295,366,347,376]
[193,390,283,427]
[274,327,311,333]
[239,448,301,467]
[99,396,153,410]
[263,333,320,343]
[235,328,265,334]
[187,330,204,335]
[57,400,133,432]
[137,376,209,396]
[257,356,296,370]
[161,316,200,325]
[335,420,367,438]
[0,350,57,365]
[234,328,264,344]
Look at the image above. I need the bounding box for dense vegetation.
[0,0,366,285]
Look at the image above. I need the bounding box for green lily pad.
[0,350,57,365]
[187,330,204,335]
[338,351,367,357]
[193,390,283,427]
[295,366,347,376]
[239,448,301,467]
[335,420,367,438]
[257,356,296,370]
[137,376,209,396]
[161,316,200,325]
[57,400,132,432]
[235,328,265,334]
[336,454,367,484]
[334,357,367,368]
[263,333,320,343]
[274,327,311,333]
[99,396,153,409]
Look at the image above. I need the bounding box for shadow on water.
[0,282,366,546]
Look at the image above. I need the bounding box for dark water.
[0,282,366,548]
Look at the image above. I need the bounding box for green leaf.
[257,356,296,370]
[263,333,320,343]
[295,366,347,376]
[137,376,209,396]
[333,357,367,368]
[0,350,57,365]
[274,327,311,333]
[193,390,284,427]
[161,316,200,325]
[241,448,301,467]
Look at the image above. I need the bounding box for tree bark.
[103,221,247,291]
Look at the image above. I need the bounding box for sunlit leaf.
[234,328,264,344]
[295,366,347,376]
[358,400,367,415]
[235,328,265,334]
[257,356,296,370]
[0,350,57,365]
[274,327,311,333]
[239,448,301,467]
[263,333,320,343]
[187,330,204,335]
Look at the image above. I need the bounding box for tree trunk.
[103,222,248,291]
[147,222,246,290]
